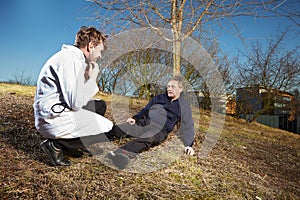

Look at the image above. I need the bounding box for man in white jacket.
[34,26,113,166]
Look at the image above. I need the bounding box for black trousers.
[53,99,109,151]
[107,122,169,154]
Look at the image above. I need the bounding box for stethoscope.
[51,102,70,113]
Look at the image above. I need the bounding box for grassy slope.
[0,83,299,199]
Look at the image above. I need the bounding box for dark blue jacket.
[133,93,194,147]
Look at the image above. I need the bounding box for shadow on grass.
[0,114,49,164]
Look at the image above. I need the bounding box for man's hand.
[184,146,195,156]
[85,62,100,82]
[89,62,100,81]
[126,118,136,125]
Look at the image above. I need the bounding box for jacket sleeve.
[133,95,158,120]
[178,100,195,147]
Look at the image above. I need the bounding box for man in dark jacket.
[107,76,195,169]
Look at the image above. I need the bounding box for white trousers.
[35,108,113,139]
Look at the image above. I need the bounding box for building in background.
[236,85,299,134]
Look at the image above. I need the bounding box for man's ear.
[87,42,93,52]
[179,87,183,93]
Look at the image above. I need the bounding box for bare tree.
[237,29,299,92]
[9,71,33,86]
[98,61,125,93]
[99,48,173,97]
[89,0,299,75]
[235,29,300,122]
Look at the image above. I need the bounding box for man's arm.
[132,95,159,121]
[178,99,195,155]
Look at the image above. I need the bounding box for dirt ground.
[0,89,300,199]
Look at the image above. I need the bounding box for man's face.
[167,80,183,100]
[88,42,104,62]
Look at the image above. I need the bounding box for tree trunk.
[173,38,181,76]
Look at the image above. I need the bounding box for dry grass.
[0,83,299,199]
[0,82,35,97]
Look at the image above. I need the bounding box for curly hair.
[74,26,107,49]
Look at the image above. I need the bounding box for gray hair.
[170,75,184,89]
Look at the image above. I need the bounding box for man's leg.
[41,101,111,166]
[51,123,137,151]
[42,123,141,166]
[52,126,122,151]
[41,132,110,166]
[109,129,168,169]
[120,129,168,153]
[105,122,146,140]
[54,137,90,150]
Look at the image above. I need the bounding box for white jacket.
[33,44,113,139]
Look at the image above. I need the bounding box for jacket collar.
[61,44,86,62]
[165,91,185,101]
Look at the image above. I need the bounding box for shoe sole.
[111,154,130,170]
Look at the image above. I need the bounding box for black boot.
[107,149,136,170]
[41,139,71,166]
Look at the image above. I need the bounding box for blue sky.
[0,0,299,84]
[0,0,97,83]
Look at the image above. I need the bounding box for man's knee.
[94,99,107,115]
[104,125,128,141]
[83,99,107,116]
